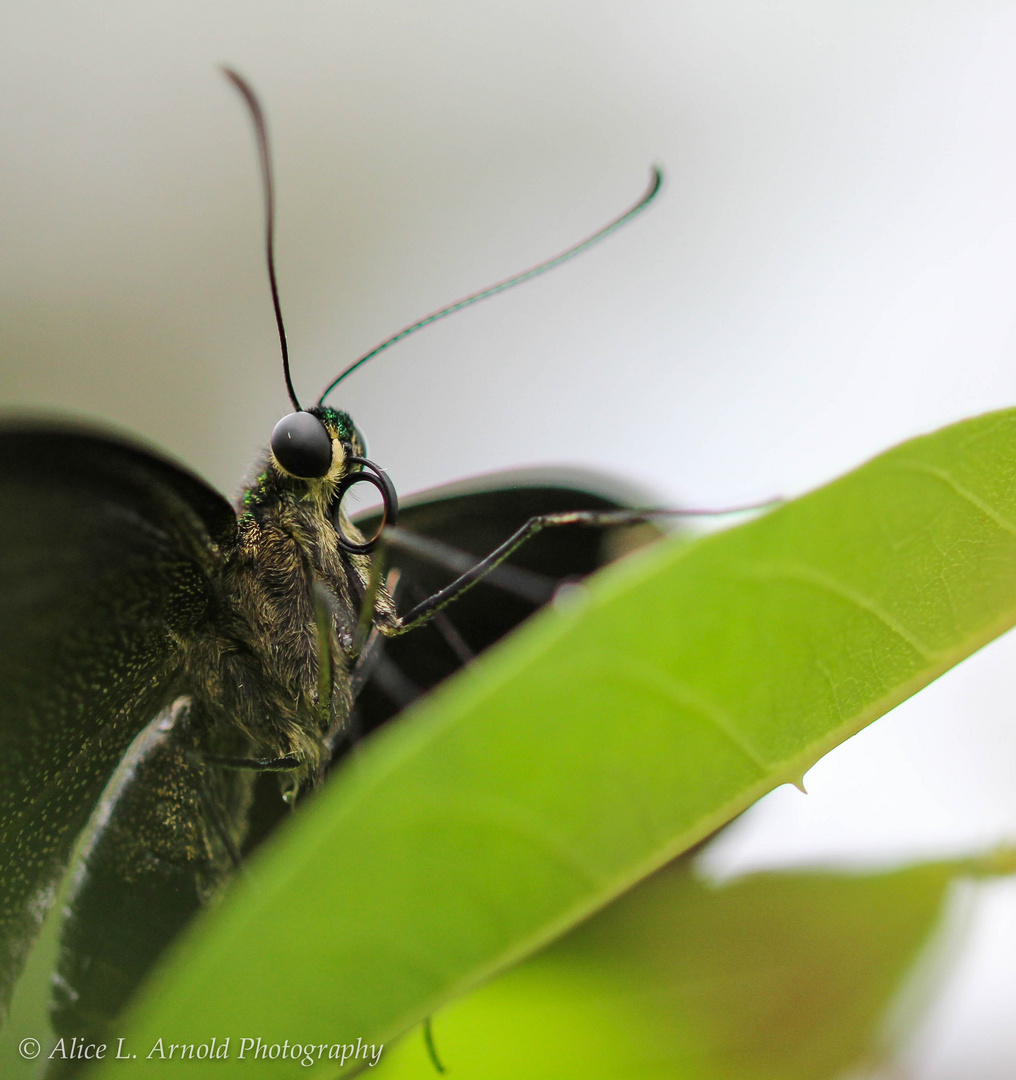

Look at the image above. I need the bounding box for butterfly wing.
[0,421,236,1022]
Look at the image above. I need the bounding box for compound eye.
[270,412,333,478]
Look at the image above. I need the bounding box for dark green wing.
[0,420,236,1024]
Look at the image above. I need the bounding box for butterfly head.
[269,407,364,483]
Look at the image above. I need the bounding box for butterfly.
[0,69,664,1044]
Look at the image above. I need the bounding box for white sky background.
[2,2,1016,1075]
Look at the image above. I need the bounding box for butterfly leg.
[342,568,421,723]
[382,526,557,605]
[388,507,676,634]
[201,752,302,771]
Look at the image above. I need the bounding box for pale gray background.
[2,3,1015,1075]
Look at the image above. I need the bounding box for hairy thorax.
[180,450,395,792]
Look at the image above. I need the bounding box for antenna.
[222,67,302,413]
[317,167,663,404]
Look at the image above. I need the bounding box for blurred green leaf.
[91,409,1016,1078]
[377,857,968,1080]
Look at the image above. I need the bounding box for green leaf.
[92,408,1016,1078]
[375,857,968,1080]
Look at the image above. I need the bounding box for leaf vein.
[894,459,1016,538]
[738,560,937,662]
[448,794,605,889]
[615,659,772,772]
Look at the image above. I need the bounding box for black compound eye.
[270,412,333,478]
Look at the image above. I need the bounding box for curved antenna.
[221,67,302,413]
[318,166,663,405]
